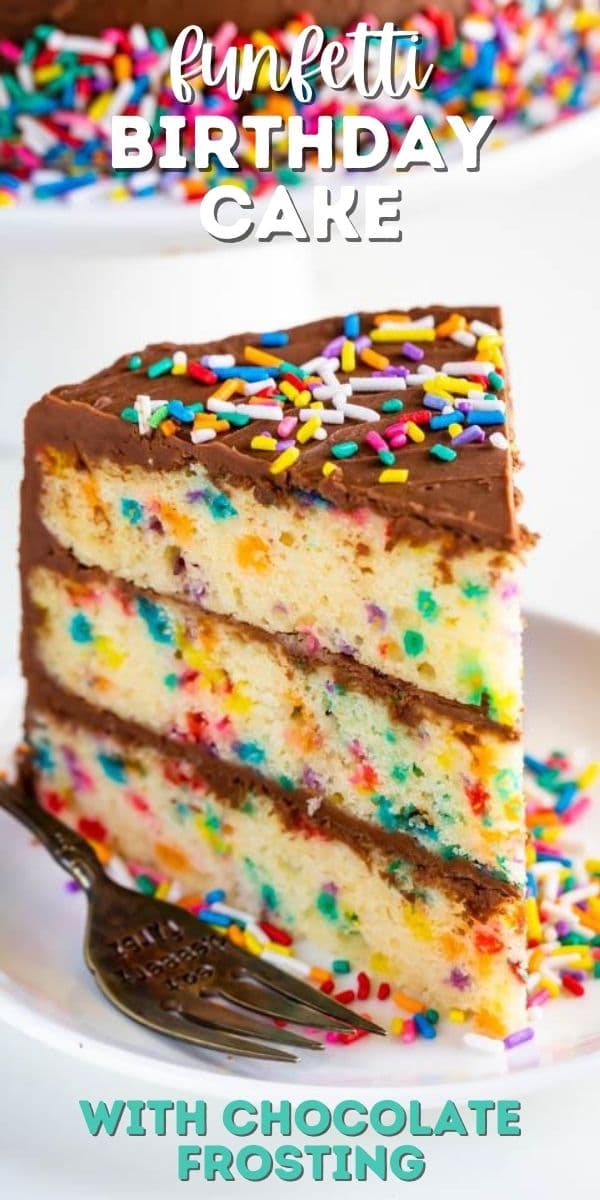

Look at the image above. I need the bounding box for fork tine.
[218,978,360,1033]
[233,956,385,1035]
[170,995,323,1052]
[119,997,300,1063]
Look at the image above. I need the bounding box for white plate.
[0,610,599,1104]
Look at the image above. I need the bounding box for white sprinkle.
[564,883,599,904]
[16,115,58,154]
[302,355,330,374]
[377,315,434,330]
[351,377,404,393]
[263,951,312,978]
[442,360,496,377]
[47,32,115,57]
[212,900,255,923]
[165,880,183,903]
[312,384,351,402]
[416,364,436,377]
[236,404,283,420]
[470,319,500,337]
[299,408,344,424]
[306,795,323,817]
[245,921,270,946]
[470,397,506,413]
[134,393,152,436]
[106,855,137,888]
[406,373,428,386]
[201,354,235,368]
[100,79,135,130]
[451,330,477,348]
[129,22,150,51]
[344,403,380,422]
[244,378,276,396]
[463,1033,505,1054]
[319,359,341,385]
[173,350,188,368]
[191,428,217,444]
[313,427,328,441]
[490,432,509,450]
[207,397,236,414]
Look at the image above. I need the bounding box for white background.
[0,125,599,1196]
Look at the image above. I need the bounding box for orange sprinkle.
[392,990,425,1014]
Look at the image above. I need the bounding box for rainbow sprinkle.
[117,309,509,487]
[1,5,600,205]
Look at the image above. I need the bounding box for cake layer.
[25,559,524,882]
[30,453,522,726]
[27,705,526,1034]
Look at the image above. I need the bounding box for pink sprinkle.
[365,430,387,453]
[385,420,407,438]
[389,433,408,449]
[0,38,21,63]
[277,416,297,438]
[401,1018,416,1044]
[527,988,550,1008]
[325,1031,342,1044]
[561,796,591,824]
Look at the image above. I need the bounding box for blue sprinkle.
[168,400,194,424]
[213,366,278,381]
[121,497,143,525]
[136,596,174,644]
[430,412,464,430]
[205,888,226,904]
[525,755,547,776]
[467,410,505,426]
[537,852,573,867]
[197,908,232,927]
[70,613,93,644]
[526,871,538,898]
[555,782,578,814]
[97,753,127,784]
[344,313,360,339]
[32,739,54,772]
[260,331,289,348]
[414,1013,437,1039]
[233,741,266,766]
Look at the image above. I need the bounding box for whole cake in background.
[21,306,532,1037]
[1,2,599,204]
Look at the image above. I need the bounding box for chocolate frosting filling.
[26,670,521,921]
[26,307,528,551]
[21,517,519,741]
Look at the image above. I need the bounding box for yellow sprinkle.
[280,380,299,403]
[585,858,600,875]
[0,192,15,208]
[251,435,277,452]
[297,416,321,444]
[341,340,356,373]
[579,763,600,790]
[265,942,291,956]
[172,363,187,376]
[322,461,337,477]
[244,345,283,368]
[423,379,456,402]
[477,334,504,352]
[405,421,425,443]
[270,446,300,475]
[360,348,389,370]
[448,423,462,438]
[154,881,170,900]
[309,400,324,409]
[34,64,63,84]
[370,328,436,343]
[244,931,263,956]
[88,92,112,121]
[448,1008,467,1023]
[390,1017,405,1036]
[432,374,483,396]
[539,975,560,999]
[379,468,409,484]
[525,896,543,943]
[295,389,311,408]
[392,990,425,1014]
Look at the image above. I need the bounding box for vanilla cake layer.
[26,561,524,882]
[27,705,526,1036]
[34,452,522,727]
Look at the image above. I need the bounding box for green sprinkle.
[136,874,157,895]
[332,441,359,460]
[430,443,457,462]
[382,398,404,414]
[127,354,142,371]
[332,959,352,974]
[425,1008,439,1024]
[261,883,278,910]
[417,590,439,622]
[317,890,338,921]
[164,673,178,690]
[378,449,396,467]
[461,581,489,600]
[226,412,251,427]
[147,356,174,379]
[188,402,205,414]
[403,629,425,657]
[120,406,138,423]
[488,371,504,391]
[148,403,170,428]
[594,962,600,980]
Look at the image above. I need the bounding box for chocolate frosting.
[30,307,526,551]
[2,2,469,40]
[26,669,520,921]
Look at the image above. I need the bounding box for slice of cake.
[21,307,530,1037]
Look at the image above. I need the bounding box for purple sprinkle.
[323,880,339,895]
[457,400,474,413]
[373,366,409,378]
[555,920,571,937]
[448,967,471,991]
[277,439,295,451]
[302,766,321,790]
[366,602,387,628]
[424,395,447,412]
[401,341,425,362]
[323,335,345,358]
[452,425,485,447]
[561,968,586,981]
[355,335,371,351]
[504,1026,535,1050]
[65,879,81,893]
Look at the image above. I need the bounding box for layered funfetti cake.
[2,2,599,204]
[21,306,531,1037]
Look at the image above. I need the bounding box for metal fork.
[0,779,384,1061]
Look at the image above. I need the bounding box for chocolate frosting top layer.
[3,2,468,40]
[37,307,523,551]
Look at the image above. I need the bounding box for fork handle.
[0,778,103,890]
